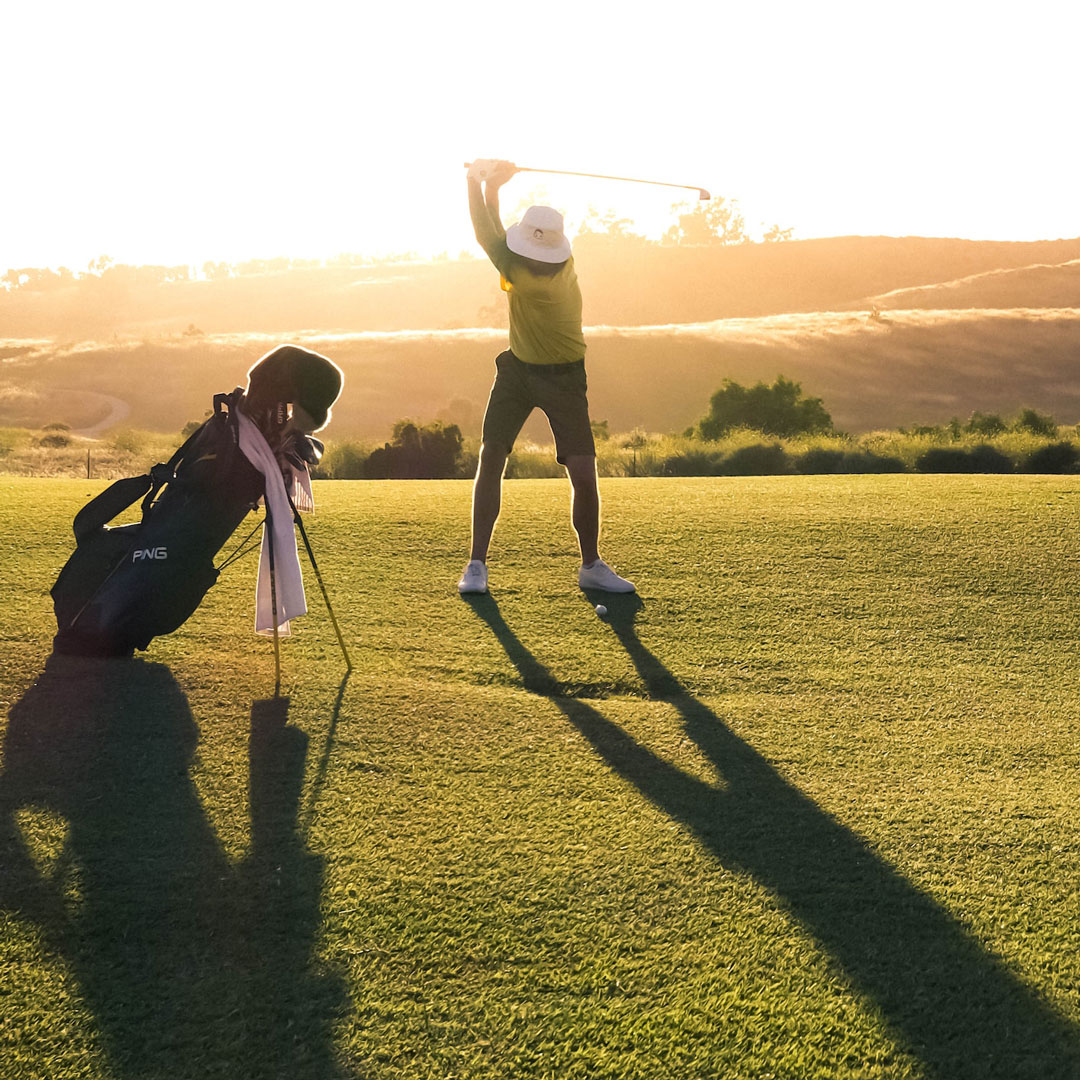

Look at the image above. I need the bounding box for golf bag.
[52,389,266,656]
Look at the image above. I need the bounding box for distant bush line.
[4,413,1080,481]
[299,391,1080,477]
[312,425,1080,480]
[308,387,1076,480]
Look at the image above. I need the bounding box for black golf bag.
[52,389,266,656]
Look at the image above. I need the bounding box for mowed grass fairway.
[3,475,1080,1079]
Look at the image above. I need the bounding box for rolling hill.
[2,235,1079,438]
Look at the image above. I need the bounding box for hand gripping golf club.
[465,161,710,200]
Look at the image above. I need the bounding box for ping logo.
[133,547,168,562]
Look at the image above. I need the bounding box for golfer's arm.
[483,184,506,239]
[468,177,506,260]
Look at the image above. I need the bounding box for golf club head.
[698,189,711,200]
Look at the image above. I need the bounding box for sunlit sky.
[4,0,1076,275]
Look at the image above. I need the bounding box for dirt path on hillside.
[71,393,131,436]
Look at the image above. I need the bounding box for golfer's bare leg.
[470,443,508,562]
[564,454,600,566]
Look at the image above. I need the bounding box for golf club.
[465,161,710,200]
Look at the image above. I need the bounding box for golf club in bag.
[51,345,351,680]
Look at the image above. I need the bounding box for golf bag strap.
[71,416,205,540]
[138,390,243,517]
[214,388,245,417]
[139,422,207,517]
[73,474,155,543]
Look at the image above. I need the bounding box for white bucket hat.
[505,205,572,264]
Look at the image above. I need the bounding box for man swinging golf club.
[458,159,635,596]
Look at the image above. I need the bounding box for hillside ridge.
[3,235,1079,438]
[4,235,1080,338]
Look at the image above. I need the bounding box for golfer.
[458,159,635,596]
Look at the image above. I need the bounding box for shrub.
[313,440,370,479]
[795,448,846,474]
[37,432,71,449]
[912,445,1012,473]
[362,446,392,478]
[505,447,562,478]
[458,447,479,479]
[698,376,833,439]
[719,443,792,476]
[904,418,964,440]
[902,418,964,440]
[0,428,19,457]
[966,444,1014,473]
[364,420,464,479]
[181,415,210,439]
[966,411,1006,436]
[795,448,906,474]
[110,429,147,454]
[615,429,651,477]
[915,448,972,473]
[661,450,724,476]
[1014,408,1057,437]
[42,422,71,432]
[1022,442,1079,474]
[841,451,907,473]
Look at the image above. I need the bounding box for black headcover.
[245,344,343,432]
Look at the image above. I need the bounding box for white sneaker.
[578,559,636,593]
[458,560,488,594]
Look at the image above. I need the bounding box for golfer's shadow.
[465,592,1080,1079]
[0,656,349,1079]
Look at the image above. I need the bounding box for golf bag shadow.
[52,390,265,657]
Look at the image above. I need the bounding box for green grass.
[3,475,1080,1079]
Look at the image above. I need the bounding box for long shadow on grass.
[0,655,351,1079]
[465,592,1080,1080]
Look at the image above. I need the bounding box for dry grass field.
[3,304,1080,441]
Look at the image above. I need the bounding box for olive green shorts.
[481,350,596,464]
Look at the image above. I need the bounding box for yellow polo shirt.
[475,221,586,365]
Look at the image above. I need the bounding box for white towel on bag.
[291,472,315,513]
[235,412,309,635]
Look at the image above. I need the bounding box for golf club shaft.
[465,162,710,199]
[519,166,709,199]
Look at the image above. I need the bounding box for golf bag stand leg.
[266,502,282,696]
[287,493,353,674]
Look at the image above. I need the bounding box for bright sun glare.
[3,0,1077,274]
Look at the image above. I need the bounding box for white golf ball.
[595,604,608,617]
